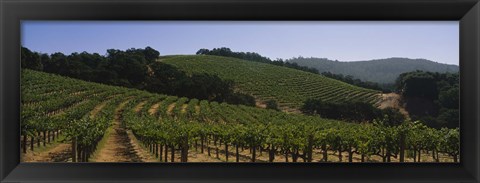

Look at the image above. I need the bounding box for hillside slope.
[21,69,351,162]
[161,55,381,111]
[21,69,458,163]
[286,57,459,84]
[22,69,349,128]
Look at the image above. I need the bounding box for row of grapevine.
[121,90,459,163]
[22,70,459,163]
[21,70,133,159]
[162,55,381,109]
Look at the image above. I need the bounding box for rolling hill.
[286,57,459,84]
[21,69,458,163]
[20,69,354,162]
[160,55,381,112]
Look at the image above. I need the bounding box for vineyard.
[21,69,459,163]
[161,55,381,111]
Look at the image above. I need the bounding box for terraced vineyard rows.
[161,55,382,110]
[22,70,459,163]
[21,70,136,161]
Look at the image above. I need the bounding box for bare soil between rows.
[92,101,156,162]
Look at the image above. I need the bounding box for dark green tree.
[265,100,279,111]
[21,47,43,71]
[143,46,160,63]
[438,87,459,109]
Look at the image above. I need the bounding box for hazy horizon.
[22,21,459,65]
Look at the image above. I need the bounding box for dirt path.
[195,105,201,114]
[22,143,72,162]
[90,100,108,118]
[378,93,410,119]
[180,104,188,113]
[166,103,176,115]
[93,101,154,162]
[255,100,267,109]
[148,102,161,115]
[134,101,147,113]
[186,150,223,162]
[126,130,159,162]
[255,99,300,114]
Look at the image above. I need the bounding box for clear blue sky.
[21,21,459,65]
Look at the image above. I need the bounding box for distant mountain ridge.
[286,57,459,84]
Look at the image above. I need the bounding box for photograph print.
[20,21,460,163]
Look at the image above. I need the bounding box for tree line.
[302,70,459,130]
[395,70,459,129]
[21,47,255,106]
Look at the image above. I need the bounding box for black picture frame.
[1,0,479,182]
